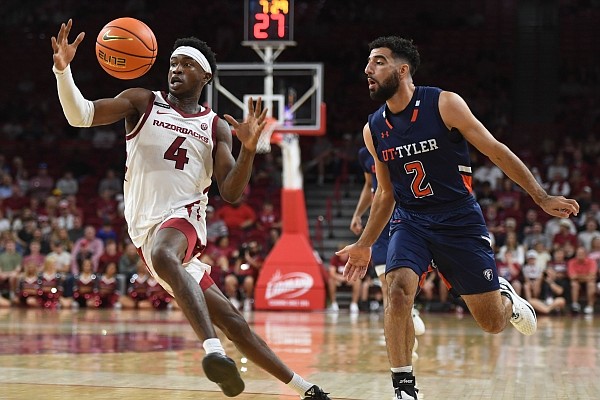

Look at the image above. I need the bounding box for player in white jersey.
[51,19,331,400]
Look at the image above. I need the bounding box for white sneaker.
[412,307,425,336]
[328,302,339,312]
[498,277,537,335]
[243,298,253,312]
[349,302,360,314]
[584,305,594,315]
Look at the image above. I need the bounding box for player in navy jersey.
[338,36,579,400]
[51,19,330,400]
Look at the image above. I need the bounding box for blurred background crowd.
[0,0,599,315]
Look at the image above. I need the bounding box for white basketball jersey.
[124,91,217,247]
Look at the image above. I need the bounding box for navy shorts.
[371,223,390,266]
[387,196,499,295]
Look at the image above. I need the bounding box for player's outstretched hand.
[51,19,85,71]
[336,243,371,282]
[538,195,579,218]
[224,97,268,153]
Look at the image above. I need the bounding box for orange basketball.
[95,17,157,80]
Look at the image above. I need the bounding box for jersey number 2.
[164,137,190,170]
[404,161,433,198]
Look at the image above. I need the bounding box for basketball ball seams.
[102,25,156,52]
[96,41,156,59]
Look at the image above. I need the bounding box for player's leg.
[151,227,218,339]
[204,282,331,399]
[148,226,245,397]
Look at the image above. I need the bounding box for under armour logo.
[381,131,389,138]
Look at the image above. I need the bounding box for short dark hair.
[173,37,218,84]
[369,36,420,77]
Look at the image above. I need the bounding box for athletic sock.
[287,372,313,397]
[391,366,413,374]
[202,338,226,355]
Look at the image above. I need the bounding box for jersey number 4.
[404,161,433,198]
[164,137,190,170]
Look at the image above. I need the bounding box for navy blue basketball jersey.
[358,146,377,192]
[368,86,473,209]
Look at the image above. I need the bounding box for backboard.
[205,62,325,135]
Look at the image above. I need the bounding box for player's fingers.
[254,97,262,116]
[73,32,85,47]
[247,96,255,115]
[223,114,239,128]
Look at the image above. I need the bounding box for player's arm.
[438,91,579,218]
[51,19,148,129]
[350,171,373,235]
[213,97,267,203]
[356,124,395,248]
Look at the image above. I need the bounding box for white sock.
[202,338,226,355]
[391,366,413,374]
[287,373,313,397]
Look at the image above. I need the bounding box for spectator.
[97,262,120,308]
[205,205,228,245]
[327,243,360,313]
[13,260,41,307]
[96,220,118,244]
[46,240,71,274]
[523,222,551,250]
[233,240,264,311]
[495,249,523,296]
[39,255,65,309]
[545,216,577,244]
[28,163,54,201]
[588,237,600,268]
[474,181,497,211]
[67,215,85,243]
[0,239,22,298]
[552,219,578,250]
[70,226,104,274]
[56,199,76,230]
[23,241,45,272]
[546,153,569,182]
[0,173,14,200]
[495,178,521,213]
[72,258,98,309]
[577,218,600,252]
[96,189,118,224]
[524,266,567,316]
[473,158,504,191]
[522,250,545,299]
[98,239,121,274]
[568,246,597,314]
[55,170,79,196]
[256,201,281,232]
[216,199,257,233]
[118,242,140,281]
[497,231,525,265]
[98,169,122,196]
[0,209,10,233]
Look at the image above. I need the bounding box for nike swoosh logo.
[102,30,133,41]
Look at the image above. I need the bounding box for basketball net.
[256,117,280,154]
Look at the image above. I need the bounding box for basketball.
[95,17,157,80]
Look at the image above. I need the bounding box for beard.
[369,70,401,102]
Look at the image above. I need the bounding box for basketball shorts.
[387,196,498,295]
[372,223,390,277]
[137,205,214,297]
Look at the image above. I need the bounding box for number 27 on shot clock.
[244,0,294,42]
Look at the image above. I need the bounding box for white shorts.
[137,205,211,297]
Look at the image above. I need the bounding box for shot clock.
[244,0,294,43]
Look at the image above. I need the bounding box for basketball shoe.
[202,353,245,397]
[302,385,331,399]
[392,372,418,399]
[498,276,537,335]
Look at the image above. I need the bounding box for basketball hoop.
[256,118,280,154]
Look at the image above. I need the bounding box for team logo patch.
[201,122,208,130]
[483,269,493,281]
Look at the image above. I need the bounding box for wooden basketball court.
[0,307,598,399]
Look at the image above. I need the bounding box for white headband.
[171,46,212,74]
